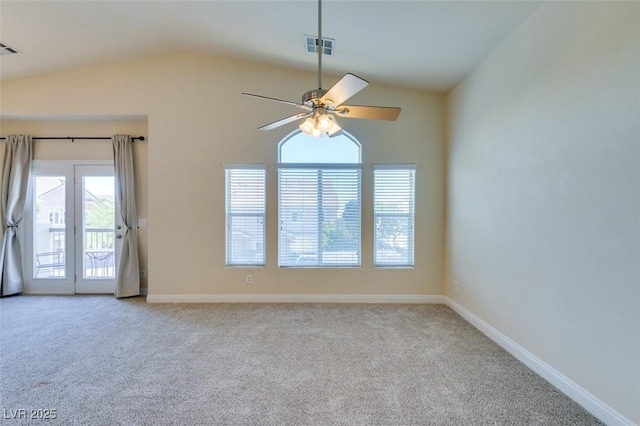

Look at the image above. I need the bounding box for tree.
[321,199,360,251]
[341,199,360,243]
[85,198,115,249]
[85,199,115,228]
[376,204,408,250]
[322,221,346,251]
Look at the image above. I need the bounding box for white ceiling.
[0,0,543,92]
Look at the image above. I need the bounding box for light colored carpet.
[0,296,601,425]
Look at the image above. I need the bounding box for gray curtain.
[1,135,33,297]
[112,134,140,298]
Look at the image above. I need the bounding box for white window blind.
[374,165,416,267]
[224,166,266,266]
[279,164,361,267]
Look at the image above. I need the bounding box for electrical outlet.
[454,280,459,292]
[246,274,253,285]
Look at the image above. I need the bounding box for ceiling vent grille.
[0,41,19,56]
[304,35,334,55]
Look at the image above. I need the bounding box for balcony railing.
[35,227,116,278]
[47,226,114,250]
[84,227,115,250]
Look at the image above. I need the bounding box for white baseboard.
[146,293,445,304]
[444,297,635,426]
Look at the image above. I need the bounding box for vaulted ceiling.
[0,1,543,92]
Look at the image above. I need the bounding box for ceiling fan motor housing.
[302,89,330,108]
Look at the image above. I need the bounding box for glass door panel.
[75,166,120,293]
[25,165,75,294]
[82,176,116,279]
[33,176,67,279]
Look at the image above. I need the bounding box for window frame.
[373,164,417,268]
[224,164,267,267]
[277,131,362,268]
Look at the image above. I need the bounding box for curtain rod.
[0,136,145,141]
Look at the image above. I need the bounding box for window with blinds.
[278,132,362,268]
[224,166,266,266]
[374,165,416,267]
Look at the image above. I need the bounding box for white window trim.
[224,165,266,267]
[373,164,418,170]
[373,164,417,268]
[278,131,362,268]
[223,164,267,170]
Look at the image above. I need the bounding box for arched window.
[279,131,361,163]
[278,131,362,267]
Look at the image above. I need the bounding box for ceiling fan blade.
[334,105,401,121]
[242,93,310,110]
[321,73,369,107]
[258,112,312,131]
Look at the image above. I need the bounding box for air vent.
[0,41,20,56]
[304,35,334,56]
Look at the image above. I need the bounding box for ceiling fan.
[241,0,401,137]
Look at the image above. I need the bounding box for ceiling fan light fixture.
[321,114,342,135]
[299,112,341,137]
[299,117,319,136]
[317,113,332,130]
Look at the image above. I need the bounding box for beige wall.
[0,119,149,290]
[1,53,446,297]
[446,2,639,423]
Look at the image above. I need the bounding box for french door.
[23,162,122,294]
